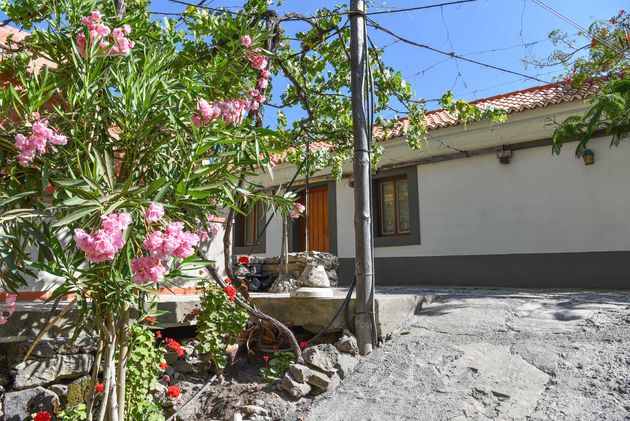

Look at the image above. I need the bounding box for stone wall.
[241,252,339,289]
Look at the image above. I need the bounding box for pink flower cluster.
[73,212,132,262]
[14,120,67,166]
[145,203,165,223]
[143,222,200,260]
[289,203,306,219]
[78,11,134,58]
[0,294,17,326]
[131,256,166,284]
[192,34,271,127]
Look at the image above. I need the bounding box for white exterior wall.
[337,137,630,258]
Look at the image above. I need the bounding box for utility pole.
[350,0,375,355]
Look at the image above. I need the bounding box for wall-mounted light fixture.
[496,145,512,164]
[582,149,594,166]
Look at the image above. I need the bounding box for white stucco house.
[233,80,630,289]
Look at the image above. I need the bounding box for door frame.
[289,180,337,255]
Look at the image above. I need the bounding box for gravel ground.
[307,289,630,421]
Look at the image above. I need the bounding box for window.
[372,166,420,247]
[377,177,410,236]
[233,204,266,254]
[241,208,257,246]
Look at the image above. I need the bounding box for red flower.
[272,344,280,352]
[34,412,51,421]
[155,330,162,339]
[162,375,171,383]
[142,316,157,325]
[238,256,250,264]
[224,278,231,284]
[164,338,185,357]
[263,355,270,364]
[95,383,105,393]
[188,307,200,319]
[299,341,309,348]
[159,362,168,370]
[224,285,237,302]
[619,9,625,15]
[167,385,181,398]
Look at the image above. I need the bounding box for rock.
[281,373,311,398]
[231,413,243,421]
[335,353,359,379]
[289,364,314,383]
[240,405,268,416]
[66,375,92,406]
[174,359,195,374]
[12,354,94,390]
[303,344,339,373]
[48,384,68,406]
[3,386,60,421]
[298,264,330,288]
[165,350,180,364]
[153,381,174,408]
[335,330,359,355]
[311,372,341,393]
[269,274,298,293]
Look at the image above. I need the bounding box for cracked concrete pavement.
[307,289,630,421]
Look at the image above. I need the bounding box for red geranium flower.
[224,285,237,302]
[263,355,270,364]
[142,315,157,325]
[95,383,105,393]
[159,362,168,370]
[299,341,309,348]
[188,307,200,319]
[34,412,51,421]
[224,278,231,284]
[155,330,162,339]
[238,256,250,264]
[162,375,171,383]
[164,338,185,357]
[167,385,181,398]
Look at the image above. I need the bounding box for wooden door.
[298,185,329,252]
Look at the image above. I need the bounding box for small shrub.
[260,351,295,383]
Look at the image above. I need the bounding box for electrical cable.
[365,16,552,84]
[531,0,629,59]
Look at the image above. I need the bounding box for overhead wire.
[531,0,629,58]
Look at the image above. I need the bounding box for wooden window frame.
[233,204,266,254]
[372,166,421,248]
[241,207,257,246]
[376,176,410,237]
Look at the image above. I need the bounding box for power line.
[365,16,552,84]
[531,0,629,58]
[164,0,480,20]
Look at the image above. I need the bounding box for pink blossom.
[132,257,166,284]
[143,222,199,260]
[145,203,165,223]
[91,10,102,21]
[250,55,268,71]
[289,203,306,219]
[209,223,221,235]
[257,78,268,90]
[14,120,66,166]
[260,70,270,79]
[123,24,132,34]
[241,35,252,47]
[73,212,131,263]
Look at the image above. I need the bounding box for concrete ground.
[307,288,630,421]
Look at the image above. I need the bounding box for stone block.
[281,372,311,399]
[13,354,94,390]
[67,375,92,407]
[303,344,339,373]
[335,353,359,379]
[3,386,59,421]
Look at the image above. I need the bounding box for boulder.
[48,384,68,406]
[310,372,341,393]
[334,330,359,355]
[335,353,359,379]
[303,344,339,373]
[288,364,314,383]
[12,354,94,390]
[240,405,268,416]
[269,274,298,293]
[281,373,311,399]
[297,265,330,288]
[3,386,60,421]
[173,359,195,374]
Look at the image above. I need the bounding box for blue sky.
[2,0,621,118]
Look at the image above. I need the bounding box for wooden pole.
[350,0,375,355]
